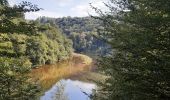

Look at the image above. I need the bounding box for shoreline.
[30,53,93,90]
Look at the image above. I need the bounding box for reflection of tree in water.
[53,82,69,100]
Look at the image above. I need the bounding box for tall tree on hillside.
[0,0,41,99]
[94,0,170,99]
[0,0,41,34]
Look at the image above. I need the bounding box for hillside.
[37,17,110,56]
[0,24,73,66]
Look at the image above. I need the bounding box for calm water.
[41,79,96,100]
[31,54,97,100]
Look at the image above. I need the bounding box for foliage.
[0,0,41,34]
[0,0,72,99]
[0,57,40,100]
[26,26,73,66]
[37,17,110,56]
[0,0,43,99]
[94,0,170,99]
[0,25,73,66]
[9,33,27,56]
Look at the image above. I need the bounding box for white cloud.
[70,5,90,17]
[25,12,41,20]
[9,0,109,19]
[25,11,63,20]
[8,0,16,6]
[92,0,106,8]
[70,0,107,17]
[56,0,73,7]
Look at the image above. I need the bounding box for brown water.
[30,54,96,100]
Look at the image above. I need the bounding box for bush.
[0,57,39,100]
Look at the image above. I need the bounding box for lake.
[30,53,98,100]
[41,79,96,100]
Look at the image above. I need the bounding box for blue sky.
[9,0,107,19]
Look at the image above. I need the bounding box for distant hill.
[37,17,110,56]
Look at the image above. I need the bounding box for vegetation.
[0,57,39,99]
[0,0,73,99]
[37,17,110,56]
[73,53,92,65]
[94,0,170,99]
[26,25,73,66]
[0,0,41,34]
[2,0,169,99]
[30,53,92,90]
[0,0,41,99]
[0,25,73,66]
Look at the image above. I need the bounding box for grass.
[72,53,93,65]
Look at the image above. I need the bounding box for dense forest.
[94,0,170,100]
[36,17,110,56]
[0,25,72,66]
[1,0,170,100]
[0,0,72,99]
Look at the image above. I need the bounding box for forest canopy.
[0,0,73,99]
[94,0,170,100]
[37,17,110,56]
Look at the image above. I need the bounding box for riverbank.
[30,53,93,90]
[72,53,93,65]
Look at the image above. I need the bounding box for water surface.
[41,79,96,100]
[31,54,96,100]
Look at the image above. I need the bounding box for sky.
[9,0,107,20]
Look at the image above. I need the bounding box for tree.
[0,57,40,100]
[26,25,73,66]
[0,0,41,99]
[94,0,170,99]
[0,0,41,34]
[37,17,110,56]
[9,33,27,56]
